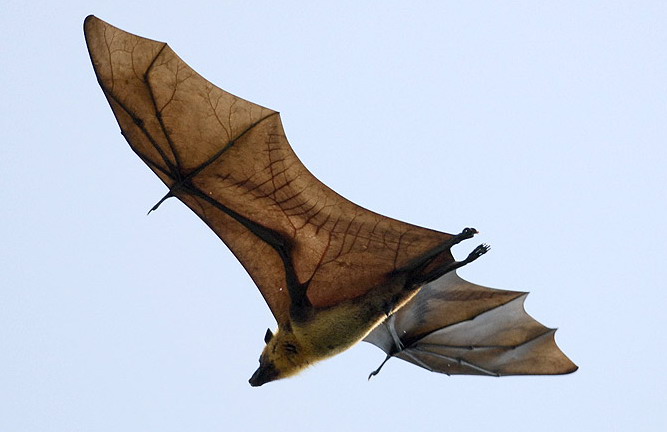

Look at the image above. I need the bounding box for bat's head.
[249,327,309,386]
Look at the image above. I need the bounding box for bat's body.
[250,231,487,385]
[253,282,407,385]
[84,16,577,386]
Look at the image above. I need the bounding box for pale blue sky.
[1,1,666,431]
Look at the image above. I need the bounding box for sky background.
[1,1,666,431]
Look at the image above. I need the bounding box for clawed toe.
[467,243,490,261]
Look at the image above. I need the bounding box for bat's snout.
[248,362,279,387]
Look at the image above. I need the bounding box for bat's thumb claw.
[147,191,173,215]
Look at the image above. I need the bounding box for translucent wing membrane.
[365,272,577,376]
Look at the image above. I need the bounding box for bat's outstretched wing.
[365,271,578,376]
[84,16,461,325]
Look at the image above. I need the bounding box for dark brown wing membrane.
[84,16,456,325]
[364,271,578,376]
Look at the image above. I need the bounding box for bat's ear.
[264,328,274,344]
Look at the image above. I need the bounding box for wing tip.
[542,327,579,375]
[84,14,98,25]
[514,294,578,375]
[83,14,111,40]
[84,15,167,47]
[83,14,101,42]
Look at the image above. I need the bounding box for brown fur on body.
[249,273,418,386]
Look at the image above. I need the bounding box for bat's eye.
[264,328,274,344]
[284,343,298,354]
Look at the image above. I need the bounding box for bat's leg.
[394,227,478,275]
[388,228,482,307]
[417,244,490,284]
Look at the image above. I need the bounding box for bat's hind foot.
[455,227,478,243]
[447,243,490,271]
[465,243,490,264]
[446,227,478,248]
[416,243,490,285]
[395,227,478,274]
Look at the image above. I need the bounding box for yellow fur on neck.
[258,275,419,382]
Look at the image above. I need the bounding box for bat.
[84,16,577,386]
